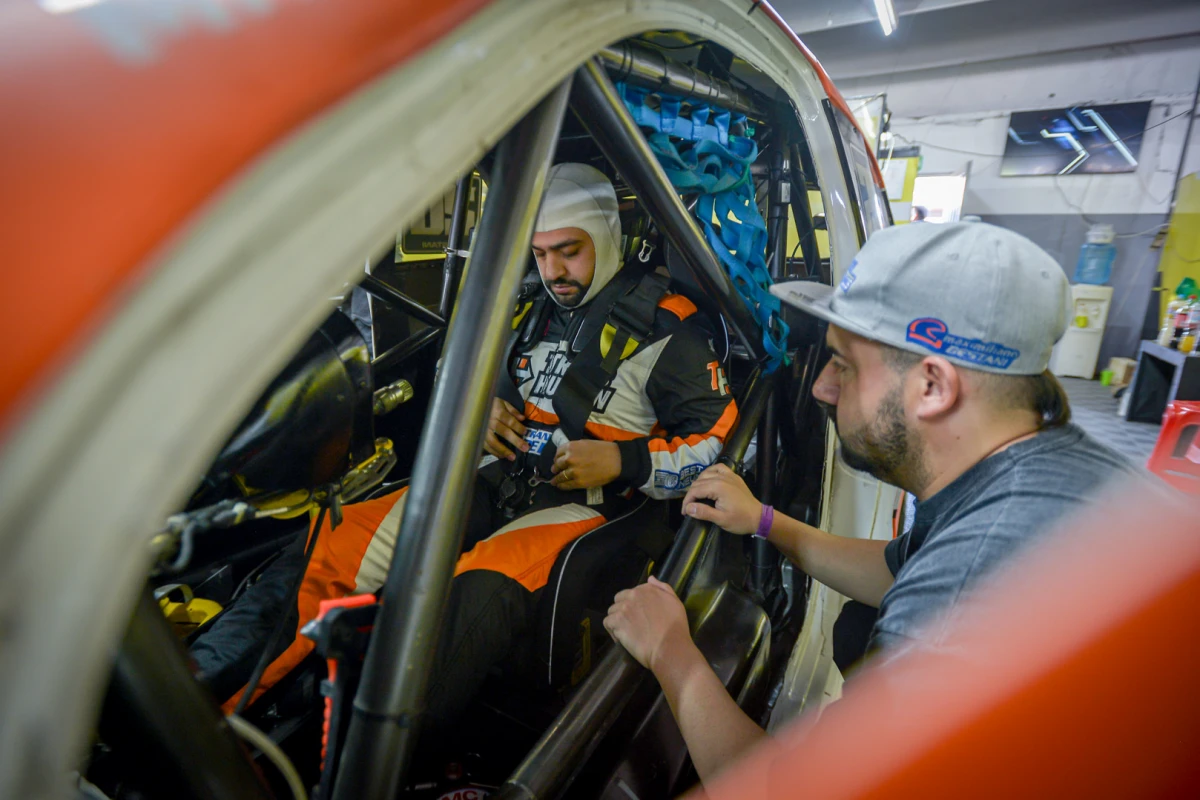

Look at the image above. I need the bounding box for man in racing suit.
[192,163,736,733]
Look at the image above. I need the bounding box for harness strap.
[552,267,669,442]
[493,268,667,482]
[497,286,549,412]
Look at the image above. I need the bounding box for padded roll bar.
[330,77,574,800]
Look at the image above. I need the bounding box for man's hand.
[609,579,771,784]
[604,576,693,671]
[550,439,621,490]
[681,463,762,535]
[484,398,528,461]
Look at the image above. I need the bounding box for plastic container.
[1186,299,1200,355]
[1171,295,1197,350]
[1161,295,1188,345]
[1073,224,1116,285]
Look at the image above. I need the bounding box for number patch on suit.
[707,361,730,396]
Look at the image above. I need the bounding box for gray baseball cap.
[771,222,1070,375]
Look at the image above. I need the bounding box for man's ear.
[912,356,960,421]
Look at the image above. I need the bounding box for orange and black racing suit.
[192,285,735,731]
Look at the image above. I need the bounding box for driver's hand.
[550,439,622,490]
[681,463,762,535]
[484,398,528,461]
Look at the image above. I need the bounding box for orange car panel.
[0,0,493,439]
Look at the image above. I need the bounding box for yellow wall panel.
[1159,173,1200,319]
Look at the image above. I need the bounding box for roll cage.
[81,31,886,800]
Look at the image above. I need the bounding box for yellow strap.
[511,301,534,331]
[599,323,640,360]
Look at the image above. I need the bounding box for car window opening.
[92,28,870,800]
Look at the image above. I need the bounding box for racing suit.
[193,282,736,730]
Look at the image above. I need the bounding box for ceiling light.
[39,0,105,13]
[873,0,898,36]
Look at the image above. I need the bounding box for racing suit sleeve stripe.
[221,488,408,713]
[454,504,606,592]
[629,319,736,498]
[585,419,645,441]
[646,399,737,452]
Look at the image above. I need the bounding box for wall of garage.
[833,35,1200,368]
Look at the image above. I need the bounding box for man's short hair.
[881,344,1071,429]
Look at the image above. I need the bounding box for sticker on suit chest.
[531,351,570,398]
[524,428,552,455]
[514,355,534,385]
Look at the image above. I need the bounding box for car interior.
[81,29,877,800]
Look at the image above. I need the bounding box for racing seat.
[530,496,675,692]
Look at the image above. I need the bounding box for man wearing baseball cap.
[603,221,1138,783]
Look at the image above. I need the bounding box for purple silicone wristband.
[754,504,774,539]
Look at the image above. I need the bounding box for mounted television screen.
[1000,101,1152,176]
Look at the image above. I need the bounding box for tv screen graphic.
[1000,101,1152,176]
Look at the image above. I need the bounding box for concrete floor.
[1060,377,1161,467]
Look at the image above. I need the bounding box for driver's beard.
[834,386,929,493]
[544,278,589,308]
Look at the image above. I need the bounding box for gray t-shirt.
[868,423,1138,655]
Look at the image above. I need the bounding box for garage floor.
[1060,377,1161,467]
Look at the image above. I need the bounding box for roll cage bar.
[105,40,839,800]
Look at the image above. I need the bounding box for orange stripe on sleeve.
[585,419,645,442]
[648,432,710,454]
[708,398,738,439]
[647,399,738,453]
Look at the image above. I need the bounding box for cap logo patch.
[906,317,1020,369]
[838,259,858,294]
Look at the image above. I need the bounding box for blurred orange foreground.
[695,489,1200,799]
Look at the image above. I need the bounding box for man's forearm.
[768,514,894,606]
[652,633,771,784]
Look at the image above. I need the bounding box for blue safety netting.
[617,82,789,372]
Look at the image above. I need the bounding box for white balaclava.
[534,163,623,308]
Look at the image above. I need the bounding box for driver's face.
[532,227,596,308]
